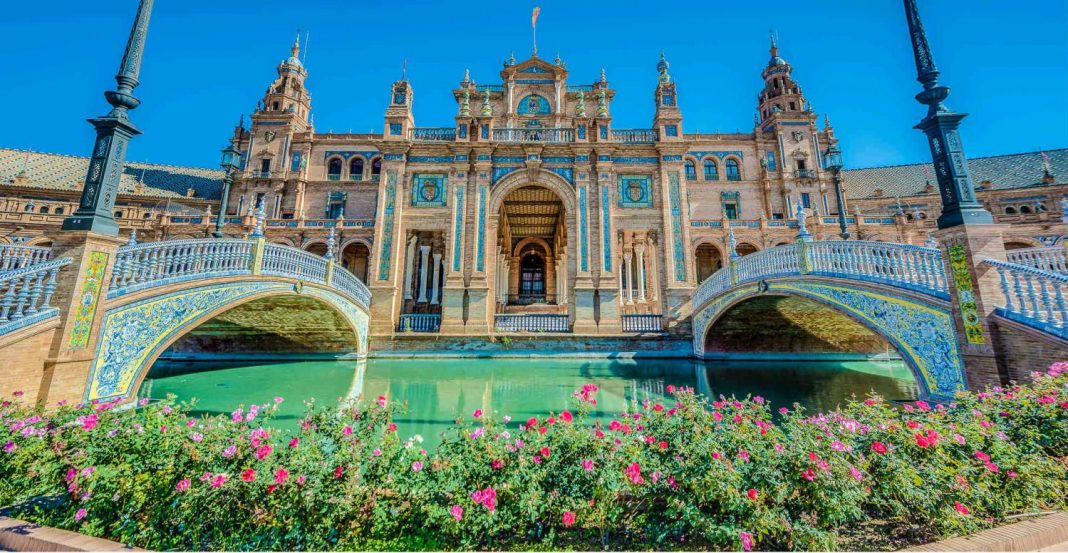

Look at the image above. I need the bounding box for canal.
[139,358,917,450]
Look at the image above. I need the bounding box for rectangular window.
[772,213,783,220]
[255,192,266,210]
[481,124,489,139]
[291,152,302,171]
[327,203,344,219]
[724,203,738,220]
[765,150,776,171]
[797,159,807,171]
[801,193,812,209]
[260,159,270,174]
[578,126,587,140]
[458,125,467,139]
[665,125,678,137]
[599,126,607,140]
[390,123,402,135]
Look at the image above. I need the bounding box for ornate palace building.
[2,36,1066,338]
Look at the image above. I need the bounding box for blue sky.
[2,1,1066,170]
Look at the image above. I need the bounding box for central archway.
[489,171,576,314]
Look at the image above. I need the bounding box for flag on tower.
[532,6,540,27]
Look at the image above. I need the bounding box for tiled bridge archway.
[86,279,369,403]
[693,276,966,401]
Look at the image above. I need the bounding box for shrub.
[0,368,1065,551]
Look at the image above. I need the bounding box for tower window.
[726,159,741,181]
[272,102,279,111]
[684,160,696,181]
[371,157,382,179]
[789,102,796,111]
[703,159,718,181]
[260,159,271,174]
[796,159,807,171]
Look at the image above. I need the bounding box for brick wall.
[989,315,1068,385]
[0,324,57,404]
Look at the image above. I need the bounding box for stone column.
[403,236,416,300]
[623,253,634,305]
[636,242,647,303]
[368,166,407,337]
[545,255,555,302]
[417,245,431,303]
[508,256,520,300]
[647,238,660,302]
[430,252,442,305]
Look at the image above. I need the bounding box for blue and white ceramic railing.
[410,127,457,142]
[692,240,949,311]
[1004,246,1068,274]
[0,244,52,272]
[109,239,254,296]
[983,258,1068,340]
[610,129,658,144]
[0,258,70,336]
[494,314,570,333]
[621,314,663,332]
[397,313,442,333]
[106,238,371,309]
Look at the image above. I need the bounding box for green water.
[139,358,917,449]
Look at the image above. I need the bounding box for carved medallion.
[791,130,805,143]
[264,131,277,143]
[627,181,644,202]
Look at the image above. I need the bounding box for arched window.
[349,158,365,181]
[726,159,741,181]
[327,158,342,181]
[684,160,696,181]
[38,206,49,214]
[1019,205,1032,214]
[54,207,64,215]
[1004,206,1017,215]
[143,212,153,219]
[371,157,382,180]
[114,211,124,219]
[703,159,718,181]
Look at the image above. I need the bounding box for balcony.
[795,169,817,179]
[611,129,658,144]
[349,174,363,182]
[622,314,664,333]
[252,171,272,179]
[410,127,457,142]
[494,314,570,333]
[493,127,574,144]
[327,174,341,181]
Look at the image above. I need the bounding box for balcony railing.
[327,174,341,181]
[109,239,254,296]
[252,171,272,179]
[507,294,557,306]
[983,258,1068,340]
[410,127,457,142]
[795,169,817,179]
[398,313,442,333]
[262,243,328,282]
[494,314,570,333]
[611,129,657,144]
[492,127,574,144]
[1005,246,1068,274]
[348,174,364,181]
[0,245,52,272]
[622,314,663,333]
[0,257,71,336]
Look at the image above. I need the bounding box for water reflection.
[140,357,917,450]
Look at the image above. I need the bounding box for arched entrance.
[493,184,569,313]
[340,241,370,283]
[695,243,723,284]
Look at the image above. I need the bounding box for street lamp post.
[823,143,849,240]
[213,145,241,238]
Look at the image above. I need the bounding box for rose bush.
[0,366,1065,551]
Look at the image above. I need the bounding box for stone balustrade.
[1005,246,1068,273]
[984,258,1068,340]
[0,258,69,336]
[261,243,328,282]
[494,314,570,333]
[0,245,52,272]
[621,314,663,333]
[492,127,574,144]
[409,127,457,142]
[693,240,949,311]
[397,313,442,333]
[610,129,658,144]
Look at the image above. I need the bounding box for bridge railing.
[982,258,1068,340]
[106,238,371,310]
[692,240,948,311]
[109,239,254,297]
[1005,246,1068,274]
[0,258,70,336]
[1,244,52,272]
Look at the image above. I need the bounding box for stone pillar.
[417,245,431,303]
[647,239,660,302]
[430,253,442,305]
[934,225,1010,391]
[403,236,416,300]
[545,255,555,302]
[38,231,125,405]
[368,167,406,337]
[508,256,520,299]
[636,243,647,303]
[623,253,634,305]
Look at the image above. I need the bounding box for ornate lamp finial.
[325,227,336,260]
[555,52,563,66]
[925,233,939,249]
[127,229,138,246]
[727,226,739,261]
[251,196,266,238]
[795,199,811,241]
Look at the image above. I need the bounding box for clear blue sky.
[2,1,1066,170]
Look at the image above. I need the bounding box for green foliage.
[1,367,1065,551]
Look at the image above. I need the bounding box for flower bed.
[1,367,1066,551]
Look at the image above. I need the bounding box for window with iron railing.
[726,159,741,181]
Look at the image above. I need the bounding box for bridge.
[0,228,371,406]
[690,227,1068,401]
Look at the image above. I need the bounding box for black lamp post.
[213,145,241,238]
[823,143,849,240]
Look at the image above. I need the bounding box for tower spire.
[291,31,300,59]
[769,29,778,56]
[903,0,992,228]
[62,0,154,234]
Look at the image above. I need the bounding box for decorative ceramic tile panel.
[948,244,985,344]
[669,173,686,282]
[579,186,588,272]
[69,251,109,349]
[601,185,612,272]
[411,173,447,207]
[452,185,464,271]
[377,170,397,281]
[617,175,653,208]
[476,186,487,272]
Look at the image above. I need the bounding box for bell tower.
[255,34,311,131]
[384,64,415,140]
[652,53,683,142]
[757,34,810,122]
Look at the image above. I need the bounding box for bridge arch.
[86,280,369,403]
[693,276,965,400]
